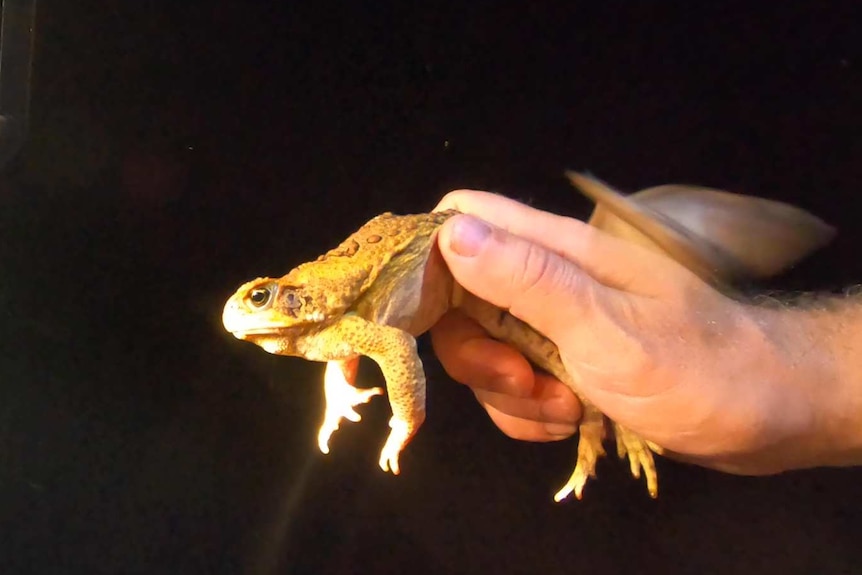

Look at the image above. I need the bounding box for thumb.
[436,213,692,442]
[437,214,598,345]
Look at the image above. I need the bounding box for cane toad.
[222,172,834,501]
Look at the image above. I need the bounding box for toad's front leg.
[316,315,427,475]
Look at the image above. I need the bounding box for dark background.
[2,1,862,574]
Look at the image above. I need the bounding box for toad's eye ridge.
[249,287,272,308]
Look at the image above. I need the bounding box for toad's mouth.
[229,326,289,339]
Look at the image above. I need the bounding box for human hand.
[430,190,836,475]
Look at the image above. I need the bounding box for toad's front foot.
[554,407,606,502]
[317,359,383,455]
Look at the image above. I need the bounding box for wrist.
[745,300,862,471]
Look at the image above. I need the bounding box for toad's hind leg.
[613,421,661,498]
[553,404,606,502]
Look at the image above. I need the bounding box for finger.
[437,213,600,346]
[430,310,535,398]
[437,190,692,294]
[472,372,581,425]
[481,399,578,442]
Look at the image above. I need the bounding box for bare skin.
[431,190,862,476]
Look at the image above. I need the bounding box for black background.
[2,1,862,574]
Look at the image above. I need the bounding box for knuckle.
[574,223,602,253]
[512,241,555,297]
[511,240,579,303]
[564,222,603,265]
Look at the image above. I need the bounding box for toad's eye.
[248,286,273,308]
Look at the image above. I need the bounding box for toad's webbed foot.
[614,422,660,498]
[317,358,383,455]
[553,406,663,501]
[554,405,606,502]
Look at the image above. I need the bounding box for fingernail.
[544,422,577,438]
[449,216,492,257]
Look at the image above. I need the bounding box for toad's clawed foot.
[614,422,660,498]
[554,409,606,502]
[317,359,383,455]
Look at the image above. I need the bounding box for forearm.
[752,298,862,471]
